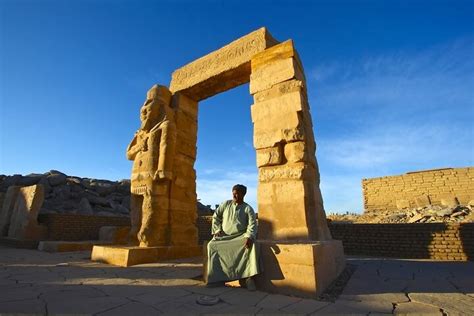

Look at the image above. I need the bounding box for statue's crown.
[147,84,172,103]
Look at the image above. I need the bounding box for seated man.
[206,184,259,291]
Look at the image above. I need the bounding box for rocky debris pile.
[0,171,131,217]
[328,203,474,224]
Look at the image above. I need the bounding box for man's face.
[232,189,244,204]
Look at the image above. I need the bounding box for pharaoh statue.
[126,84,176,247]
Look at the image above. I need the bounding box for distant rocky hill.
[0,171,131,217]
[0,171,214,217]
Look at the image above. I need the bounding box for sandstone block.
[170,27,278,101]
[0,186,21,236]
[254,122,305,149]
[253,79,304,103]
[396,199,410,210]
[284,141,308,163]
[250,90,306,123]
[172,92,198,118]
[169,225,198,246]
[256,240,345,298]
[99,226,130,244]
[175,137,197,159]
[256,145,283,167]
[7,185,48,240]
[169,199,196,212]
[257,180,331,240]
[251,40,300,72]
[415,195,431,207]
[250,57,305,95]
[91,245,202,267]
[258,163,314,182]
[175,110,197,134]
[440,195,459,207]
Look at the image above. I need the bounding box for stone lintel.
[91,245,202,267]
[170,27,278,101]
[256,240,345,298]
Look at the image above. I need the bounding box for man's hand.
[214,231,225,238]
[244,237,253,249]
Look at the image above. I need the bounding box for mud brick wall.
[363,167,474,212]
[330,223,474,261]
[197,217,473,261]
[38,214,130,241]
[197,216,213,244]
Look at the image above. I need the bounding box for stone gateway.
[92,27,345,298]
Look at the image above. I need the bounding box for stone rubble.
[328,202,474,224]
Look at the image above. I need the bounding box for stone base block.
[256,240,345,298]
[38,240,112,253]
[91,245,202,267]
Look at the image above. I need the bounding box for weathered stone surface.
[415,194,431,207]
[253,79,304,103]
[440,195,459,207]
[173,92,198,120]
[256,241,345,298]
[258,163,313,182]
[250,57,305,94]
[7,185,48,240]
[396,199,410,209]
[91,245,202,267]
[284,141,308,163]
[99,226,130,244]
[257,180,331,241]
[256,145,283,167]
[408,292,474,315]
[170,27,278,101]
[0,186,21,236]
[251,90,306,123]
[126,85,176,247]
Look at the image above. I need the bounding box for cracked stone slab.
[394,301,443,315]
[280,298,331,314]
[131,287,192,305]
[97,301,162,316]
[154,293,230,314]
[46,296,129,314]
[182,283,234,296]
[216,304,262,314]
[0,298,46,314]
[339,292,409,304]
[256,293,302,310]
[218,287,268,306]
[0,286,41,302]
[404,278,459,293]
[314,299,393,314]
[409,292,474,315]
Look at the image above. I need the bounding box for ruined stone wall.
[363,167,474,213]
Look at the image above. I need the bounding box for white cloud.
[310,38,474,213]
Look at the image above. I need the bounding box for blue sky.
[1,0,473,213]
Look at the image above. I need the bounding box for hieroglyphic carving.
[170,27,278,100]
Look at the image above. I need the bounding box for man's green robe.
[207,200,260,283]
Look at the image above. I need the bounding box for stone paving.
[1,246,473,315]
